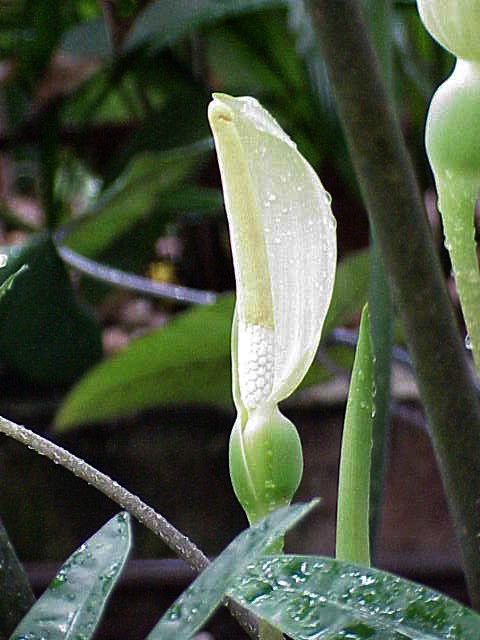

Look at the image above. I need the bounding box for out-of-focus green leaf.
[230,554,480,639]
[55,295,235,430]
[0,234,102,386]
[147,502,318,640]
[323,249,370,336]
[9,513,131,640]
[56,249,372,429]
[125,0,286,53]
[63,139,213,257]
[205,26,288,98]
[102,84,211,183]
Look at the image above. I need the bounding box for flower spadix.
[208,94,336,524]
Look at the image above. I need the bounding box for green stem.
[307,0,480,609]
[362,0,394,555]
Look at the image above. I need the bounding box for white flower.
[208,94,337,522]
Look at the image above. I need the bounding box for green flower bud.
[426,60,480,173]
[229,405,303,525]
[417,1,480,61]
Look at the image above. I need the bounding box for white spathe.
[208,93,337,418]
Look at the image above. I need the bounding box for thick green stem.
[307,0,480,609]
[362,0,394,555]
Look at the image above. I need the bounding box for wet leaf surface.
[229,554,480,639]
[9,513,131,640]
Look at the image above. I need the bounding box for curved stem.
[0,415,264,638]
[307,0,480,609]
[0,415,209,571]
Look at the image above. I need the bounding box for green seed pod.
[229,405,303,526]
[417,1,480,61]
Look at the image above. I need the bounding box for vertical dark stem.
[307,0,480,609]
[362,0,394,556]
[0,517,35,639]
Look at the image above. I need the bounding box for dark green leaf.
[0,234,102,385]
[147,502,318,640]
[230,554,480,639]
[9,513,131,640]
[0,515,35,640]
[64,140,213,257]
[124,0,286,53]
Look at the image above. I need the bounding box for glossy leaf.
[147,501,318,640]
[230,554,480,639]
[0,234,102,385]
[9,513,132,640]
[336,305,374,567]
[64,140,213,257]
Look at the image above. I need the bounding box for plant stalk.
[0,416,260,639]
[307,0,480,609]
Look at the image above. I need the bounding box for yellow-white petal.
[208,93,336,410]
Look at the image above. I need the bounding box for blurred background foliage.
[0,0,453,429]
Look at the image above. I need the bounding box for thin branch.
[0,415,258,639]
[307,0,480,609]
[0,415,209,571]
[55,243,217,305]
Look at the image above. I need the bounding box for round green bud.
[417,0,480,62]
[426,60,480,174]
[229,404,303,525]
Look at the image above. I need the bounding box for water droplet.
[0,254,7,268]
[465,334,472,350]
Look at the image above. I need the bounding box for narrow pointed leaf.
[9,513,132,640]
[229,554,480,639]
[336,305,374,567]
[147,501,318,640]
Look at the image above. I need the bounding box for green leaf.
[64,140,213,257]
[336,305,374,567]
[0,234,102,385]
[124,0,286,53]
[55,295,235,430]
[0,515,35,640]
[0,264,27,302]
[147,501,318,640]
[323,249,370,336]
[55,250,371,430]
[9,513,131,640]
[230,554,480,639]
